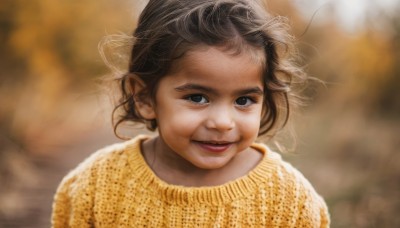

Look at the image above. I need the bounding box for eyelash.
[184,94,209,104]
[235,96,257,107]
[184,94,258,107]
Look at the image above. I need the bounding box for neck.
[141,136,262,187]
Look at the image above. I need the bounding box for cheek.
[237,110,262,135]
[157,105,203,134]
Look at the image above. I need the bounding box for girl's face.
[150,46,264,170]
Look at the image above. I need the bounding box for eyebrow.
[174,83,264,96]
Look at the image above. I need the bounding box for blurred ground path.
[0,125,126,228]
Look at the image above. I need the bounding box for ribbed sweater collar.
[125,135,280,205]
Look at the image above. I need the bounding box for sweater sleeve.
[318,195,330,228]
[51,174,75,228]
[51,159,97,228]
[295,183,330,228]
[281,160,330,228]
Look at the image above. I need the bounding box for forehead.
[164,46,264,88]
[170,44,265,71]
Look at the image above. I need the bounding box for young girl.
[52,0,330,227]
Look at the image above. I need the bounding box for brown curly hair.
[105,0,306,139]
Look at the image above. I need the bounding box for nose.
[205,105,235,131]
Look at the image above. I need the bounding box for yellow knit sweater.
[52,135,330,227]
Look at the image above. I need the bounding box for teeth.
[208,142,227,145]
[194,140,231,145]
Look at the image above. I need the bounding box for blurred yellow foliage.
[345,34,394,89]
[2,0,138,143]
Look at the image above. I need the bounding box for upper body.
[52,0,330,227]
[52,135,329,227]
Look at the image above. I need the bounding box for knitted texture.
[52,135,330,227]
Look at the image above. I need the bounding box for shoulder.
[252,142,330,227]
[55,135,148,195]
[52,135,150,227]
[253,142,321,194]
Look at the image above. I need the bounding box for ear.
[128,74,156,120]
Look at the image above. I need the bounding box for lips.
[193,140,234,153]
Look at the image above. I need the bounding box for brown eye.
[186,94,208,104]
[235,97,253,106]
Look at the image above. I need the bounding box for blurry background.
[0,0,399,227]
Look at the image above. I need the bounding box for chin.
[193,159,229,170]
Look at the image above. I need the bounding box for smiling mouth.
[193,140,234,153]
